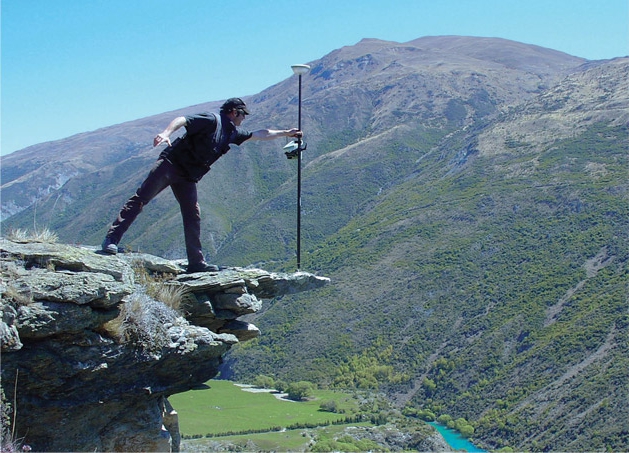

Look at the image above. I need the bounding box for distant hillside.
[226,56,628,452]
[2,36,628,451]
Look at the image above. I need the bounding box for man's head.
[220,97,250,117]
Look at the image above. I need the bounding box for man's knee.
[180,202,201,221]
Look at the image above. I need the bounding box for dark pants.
[106,158,204,265]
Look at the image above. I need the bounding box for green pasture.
[182,424,372,452]
[168,380,360,437]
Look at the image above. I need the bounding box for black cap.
[221,97,250,114]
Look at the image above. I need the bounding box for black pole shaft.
[296,73,302,271]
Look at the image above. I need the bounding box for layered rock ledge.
[0,238,329,452]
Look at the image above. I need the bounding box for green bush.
[320,399,340,413]
[286,381,315,401]
[253,375,275,389]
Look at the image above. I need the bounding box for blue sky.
[2,0,627,156]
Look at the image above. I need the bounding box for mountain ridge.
[1,35,587,226]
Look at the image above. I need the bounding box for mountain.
[1,36,584,262]
[2,36,628,451]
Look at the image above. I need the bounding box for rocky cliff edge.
[0,238,329,452]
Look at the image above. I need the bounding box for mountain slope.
[224,57,629,452]
[211,35,588,266]
[1,36,584,263]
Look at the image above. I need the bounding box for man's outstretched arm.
[248,128,302,141]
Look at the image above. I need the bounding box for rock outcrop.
[0,238,329,452]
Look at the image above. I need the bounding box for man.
[102,97,302,272]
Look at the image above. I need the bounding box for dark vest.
[161,113,235,182]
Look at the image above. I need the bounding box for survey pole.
[291,64,310,271]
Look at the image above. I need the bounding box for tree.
[437,414,452,425]
[253,375,275,389]
[274,379,288,392]
[454,417,475,438]
[423,377,437,396]
[286,381,314,401]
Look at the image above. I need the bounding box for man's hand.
[286,129,303,138]
[153,133,172,147]
[153,116,186,147]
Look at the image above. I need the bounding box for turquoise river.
[428,422,487,452]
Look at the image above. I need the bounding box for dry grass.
[130,260,185,313]
[5,228,58,244]
[102,290,185,353]
[146,283,186,313]
[0,374,32,453]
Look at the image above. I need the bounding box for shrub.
[253,375,275,389]
[319,399,339,413]
[417,409,436,421]
[437,414,452,425]
[274,380,288,392]
[454,417,475,438]
[102,291,183,353]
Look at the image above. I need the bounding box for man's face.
[232,108,248,126]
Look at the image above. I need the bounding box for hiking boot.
[186,262,219,273]
[101,237,119,255]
